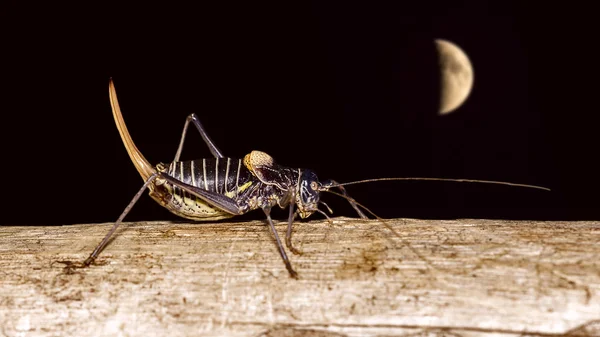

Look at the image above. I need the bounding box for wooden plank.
[0,218,599,336]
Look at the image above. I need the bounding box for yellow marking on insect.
[238,181,253,192]
[169,187,226,218]
[225,181,252,198]
[186,196,218,214]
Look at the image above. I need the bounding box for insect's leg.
[84,172,159,266]
[159,173,242,215]
[263,206,298,279]
[327,180,368,219]
[174,113,225,161]
[285,194,303,255]
[161,175,300,277]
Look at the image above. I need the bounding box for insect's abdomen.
[153,158,257,221]
[166,158,254,197]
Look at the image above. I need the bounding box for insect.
[83,79,549,278]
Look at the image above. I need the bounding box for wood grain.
[1,218,599,336]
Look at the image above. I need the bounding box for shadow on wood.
[1,218,599,336]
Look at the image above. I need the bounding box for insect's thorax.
[148,157,298,221]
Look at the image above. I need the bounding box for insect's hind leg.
[84,172,159,266]
[174,113,225,161]
[158,175,300,276]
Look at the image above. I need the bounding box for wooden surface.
[0,218,599,337]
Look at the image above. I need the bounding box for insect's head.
[296,169,324,218]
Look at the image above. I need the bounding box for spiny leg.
[84,173,159,266]
[263,207,298,279]
[285,194,303,255]
[85,172,242,267]
[160,175,301,277]
[159,173,242,215]
[174,113,224,161]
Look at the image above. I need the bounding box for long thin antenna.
[322,189,440,269]
[330,177,550,191]
[323,190,383,222]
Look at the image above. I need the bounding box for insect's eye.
[310,181,318,190]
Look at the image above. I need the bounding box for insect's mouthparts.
[298,211,311,219]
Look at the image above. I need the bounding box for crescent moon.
[435,39,474,115]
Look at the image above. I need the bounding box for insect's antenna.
[323,189,442,272]
[320,201,334,214]
[323,190,400,238]
[329,177,550,192]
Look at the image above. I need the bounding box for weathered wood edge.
[0,218,599,337]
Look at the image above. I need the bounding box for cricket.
[83,79,550,278]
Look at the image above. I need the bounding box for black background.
[2,1,598,226]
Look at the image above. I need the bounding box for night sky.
[3,1,598,226]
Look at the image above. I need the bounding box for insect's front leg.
[174,113,225,161]
[263,206,298,279]
[285,193,303,255]
[161,175,300,278]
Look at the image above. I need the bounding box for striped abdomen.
[152,157,258,220]
[166,157,256,197]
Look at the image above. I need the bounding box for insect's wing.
[243,151,290,190]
